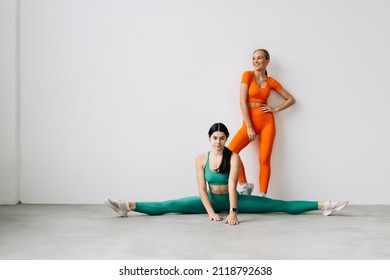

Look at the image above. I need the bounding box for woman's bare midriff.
[209,185,229,194]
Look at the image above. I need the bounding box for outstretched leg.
[237,194,318,214]
[236,195,348,215]
[105,196,207,216]
[134,196,207,215]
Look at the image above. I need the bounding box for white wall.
[0,0,18,205]
[14,0,390,204]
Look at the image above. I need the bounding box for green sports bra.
[204,152,229,186]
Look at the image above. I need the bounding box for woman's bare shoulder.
[231,152,240,159]
[231,152,241,163]
[195,152,208,165]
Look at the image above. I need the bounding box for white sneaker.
[104,198,130,217]
[322,200,348,216]
[238,183,254,195]
[259,192,266,197]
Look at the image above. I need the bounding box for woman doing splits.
[105,123,348,226]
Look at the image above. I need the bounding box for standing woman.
[229,49,295,197]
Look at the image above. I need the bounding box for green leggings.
[135,192,318,215]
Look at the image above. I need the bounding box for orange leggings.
[228,108,276,193]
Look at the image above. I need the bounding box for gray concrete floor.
[0,204,389,260]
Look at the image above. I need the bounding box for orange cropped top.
[241,71,283,104]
